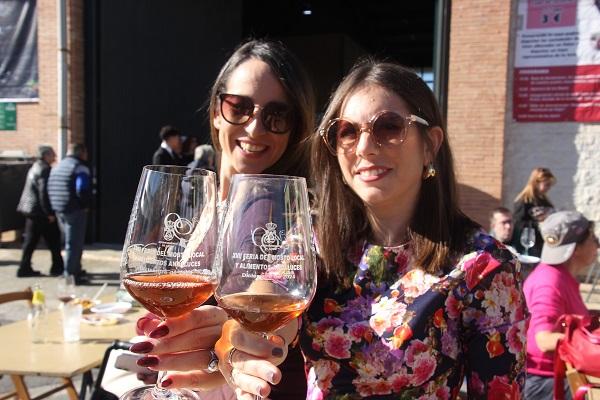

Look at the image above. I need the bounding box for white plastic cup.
[62,302,83,342]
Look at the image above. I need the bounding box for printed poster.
[514,0,600,122]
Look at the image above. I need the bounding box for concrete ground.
[1,242,600,399]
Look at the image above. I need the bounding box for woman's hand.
[215,319,289,399]
[130,305,228,390]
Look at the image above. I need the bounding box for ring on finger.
[205,350,219,373]
[227,348,237,368]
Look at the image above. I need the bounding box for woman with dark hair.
[512,167,556,257]
[213,60,527,399]
[207,39,314,199]
[129,39,315,399]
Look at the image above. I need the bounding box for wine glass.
[56,274,76,304]
[120,165,219,400]
[520,226,536,256]
[214,174,317,345]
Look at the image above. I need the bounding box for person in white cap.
[524,210,599,399]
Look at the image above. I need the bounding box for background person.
[181,135,199,165]
[524,210,599,399]
[489,206,514,245]
[512,167,556,257]
[128,39,315,400]
[16,145,64,277]
[48,143,92,284]
[212,60,526,398]
[187,144,216,172]
[152,125,184,165]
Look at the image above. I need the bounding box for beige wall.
[0,0,84,156]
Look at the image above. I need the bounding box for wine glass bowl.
[214,174,316,335]
[520,226,536,256]
[56,275,76,304]
[120,165,218,400]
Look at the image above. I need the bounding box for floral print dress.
[299,230,527,399]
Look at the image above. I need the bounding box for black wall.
[86,0,242,243]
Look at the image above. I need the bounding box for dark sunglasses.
[320,110,429,155]
[218,93,293,134]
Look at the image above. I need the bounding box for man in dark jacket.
[48,143,92,284]
[16,145,64,277]
[152,125,184,165]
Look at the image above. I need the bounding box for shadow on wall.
[458,184,500,228]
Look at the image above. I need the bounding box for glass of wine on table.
[214,174,317,348]
[120,165,218,400]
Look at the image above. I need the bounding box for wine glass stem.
[151,370,176,399]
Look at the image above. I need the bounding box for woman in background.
[512,167,556,257]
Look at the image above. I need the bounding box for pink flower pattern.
[301,230,527,399]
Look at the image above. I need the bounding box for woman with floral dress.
[132,60,527,399]
[212,60,527,399]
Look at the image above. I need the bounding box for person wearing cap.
[16,145,64,277]
[524,211,600,399]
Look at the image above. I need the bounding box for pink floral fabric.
[300,230,527,399]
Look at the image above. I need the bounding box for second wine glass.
[214,174,317,337]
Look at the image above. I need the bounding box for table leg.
[61,378,78,400]
[10,375,31,400]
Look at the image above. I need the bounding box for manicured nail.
[130,341,153,354]
[160,378,173,388]
[271,347,283,357]
[256,385,264,398]
[267,371,276,384]
[136,317,151,331]
[149,325,169,339]
[137,356,159,367]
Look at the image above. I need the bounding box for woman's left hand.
[131,305,229,390]
[215,319,287,399]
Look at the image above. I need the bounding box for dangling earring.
[423,162,436,180]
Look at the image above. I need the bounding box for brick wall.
[446,0,514,226]
[0,0,84,157]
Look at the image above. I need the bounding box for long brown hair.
[208,39,315,178]
[514,167,556,205]
[310,60,477,282]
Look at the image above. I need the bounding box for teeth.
[239,142,266,152]
[359,168,387,177]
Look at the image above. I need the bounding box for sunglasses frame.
[319,110,430,156]
[218,93,292,135]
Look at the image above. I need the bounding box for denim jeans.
[525,373,571,400]
[57,209,87,276]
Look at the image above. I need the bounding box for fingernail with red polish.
[160,378,173,388]
[130,341,153,354]
[149,325,169,339]
[137,356,159,367]
[136,317,150,331]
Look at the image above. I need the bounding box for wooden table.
[0,299,145,400]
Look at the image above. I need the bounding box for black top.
[152,147,185,166]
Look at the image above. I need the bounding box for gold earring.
[423,162,436,180]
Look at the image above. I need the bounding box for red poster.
[514,0,600,122]
[514,65,600,121]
